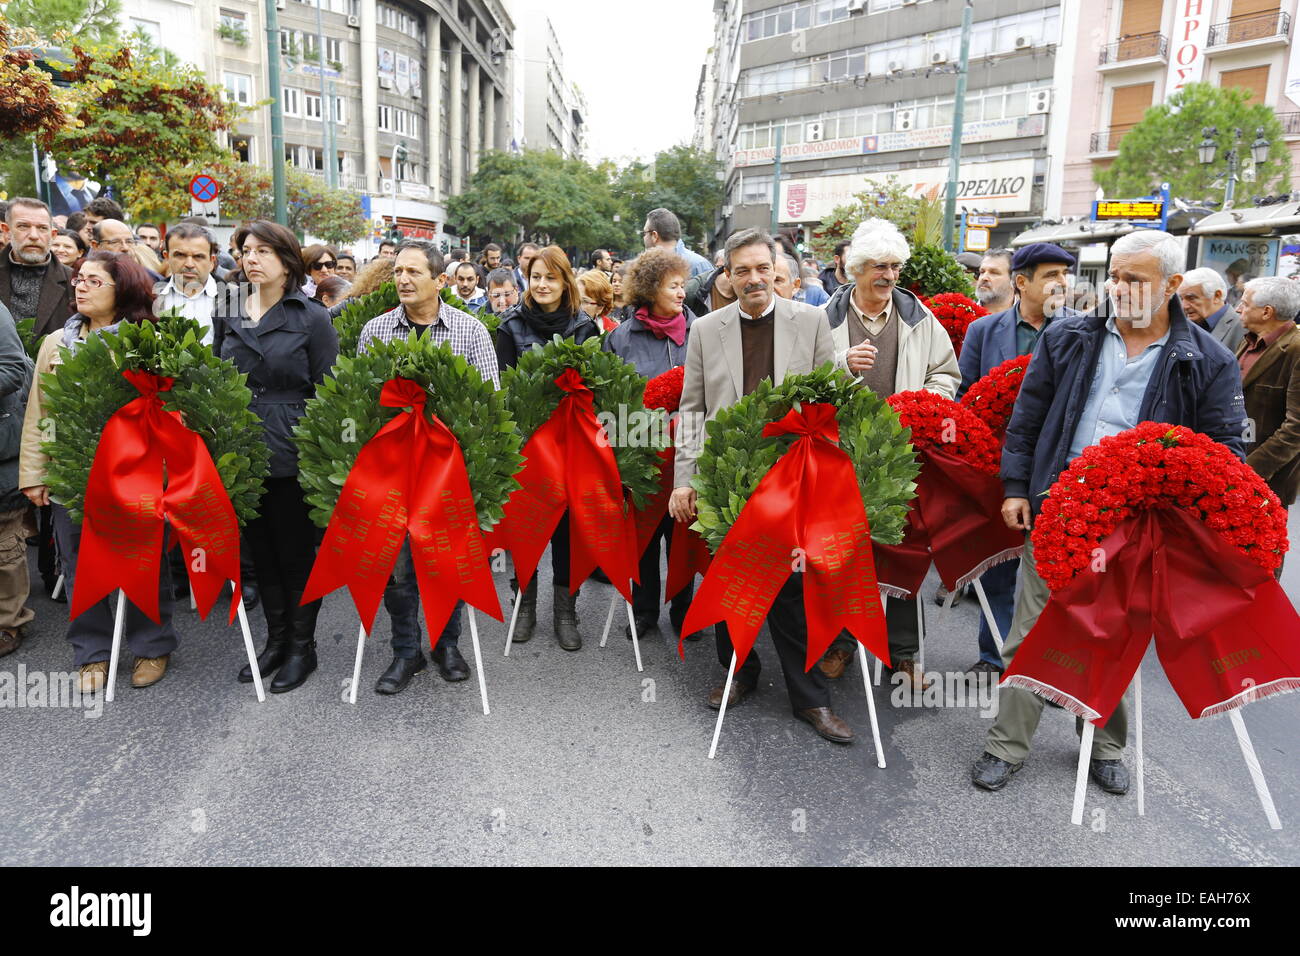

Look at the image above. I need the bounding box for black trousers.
[715,573,830,712]
[550,510,572,588]
[243,477,321,630]
[632,513,694,629]
[829,593,922,663]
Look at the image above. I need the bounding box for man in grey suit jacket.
[670,228,854,744]
[1179,267,1245,353]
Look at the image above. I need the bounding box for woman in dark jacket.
[494,245,599,651]
[213,220,339,693]
[601,248,698,642]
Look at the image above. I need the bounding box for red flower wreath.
[887,390,1002,475]
[1032,423,1289,591]
[923,292,988,358]
[960,354,1031,438]
[643,365,685,413]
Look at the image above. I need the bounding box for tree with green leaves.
[810,176,924,262]
[447,149,627,251]
[615,144,724,248]
[40,34,240,222]
[202,160,368,245]
[1095,82,1290,205]
[5,0,121,45]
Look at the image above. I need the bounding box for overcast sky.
[512,0,715,164]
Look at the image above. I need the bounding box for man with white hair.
[972,229,1247,795]
[818,218,959,685]
[1178,266,1244,352]
[1236,276,1300,552]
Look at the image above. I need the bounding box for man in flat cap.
[956,242,1077,676]
[971,230,1246,795]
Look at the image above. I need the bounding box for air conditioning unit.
[412,87,420,98]
[847,0,865,11]
[887,61,903,73]
[1029,89,1051,113]
[805,121,823,142]
[440,60,448,72]
[722,204,734,217]
[346,15,359,28]
[896,108,915,131]
[902,0,919,5]
[1015,35,1033,50]
[275,0,285,8]
[930,51,948,65]
[378,76,393,90]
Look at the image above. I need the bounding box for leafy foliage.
[203,160,369,245]
[810,176,926,262]
[501,336,665,510]
[440,285,499,339]
[0,15,69,141]
[293,335,523,530]
[333,282,400,357]
[1095,82,1290,204]
[614,145,725,248]
[901,244,975,299]
[691,366,919,553]
[41,313,269,524]
[40,35,241,223]
[5,0,121,44]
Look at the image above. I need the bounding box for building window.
[128,18,162,44]
[282,87,301,116]
[232,136,253,163]
[333,96,347,124]
[326,37,345,65]
[740,174,774,204]
[220,8,246,30]
[222,71,252,105]
[279,30,293,55]
[286,145,323,170]
[378,105,392,131]
[304,93,323,120]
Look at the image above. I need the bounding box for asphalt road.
[1,512,1297,866]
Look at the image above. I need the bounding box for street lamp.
[1199,126,1272,210]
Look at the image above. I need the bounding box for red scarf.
[634,307,686,346]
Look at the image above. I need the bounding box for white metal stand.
[502,584,523,656]
[104,589,126,702]
[349,622,367,705]
[708,651,737,759]
[467,607,490,715]
[1229,709,1282,829]
[856,643,886,768]
[1071,720,1095,826]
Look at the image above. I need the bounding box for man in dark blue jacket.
[958,243,1076,676]
[971,229,1247,796]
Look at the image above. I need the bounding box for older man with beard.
[976,249,1015,314]
[0,197,72,341]
[971,229,1246,796]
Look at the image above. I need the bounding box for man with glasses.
[90,219,137,253]
[818,218,960,686]
[485,267,519,316]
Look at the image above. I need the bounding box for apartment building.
[519,7,588,159]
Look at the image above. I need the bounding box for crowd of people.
[0,192,1296,799]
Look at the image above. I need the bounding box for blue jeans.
[976,559,1018,666]
[383,540,463,659]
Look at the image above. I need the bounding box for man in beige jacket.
[818,218,960,685]
[669,228,855,744]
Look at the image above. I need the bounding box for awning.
[1189,202,1300,235]
[1010,219,1141,247]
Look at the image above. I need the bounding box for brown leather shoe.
[893,658,935,691]
[131,655,169,688]
[707,680,752,710]
[817,646,854,679]
[796,707,854,744]
[78,661,108,694]
[0,626,22,658]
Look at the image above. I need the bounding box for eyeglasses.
[98,237,137,249]
[71,275,114,290]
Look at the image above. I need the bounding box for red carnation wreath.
[923,292,987,358]
[887,389,1001,474]
[643,365,685,413]
[1032,423,1289,592]
[960,354,1031,439]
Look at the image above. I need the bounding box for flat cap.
[1011,242,1077,271]
[955,252,983,271]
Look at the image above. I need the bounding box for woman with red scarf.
[601,248,700,642]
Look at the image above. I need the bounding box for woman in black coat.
[494,246,599,652]
[213,220,339,693]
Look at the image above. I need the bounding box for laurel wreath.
[500,335,666,511]
[691,366,920,553]
[293,332,523,530]
[40,312,270,524]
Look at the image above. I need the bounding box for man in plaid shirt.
[358,240,500,695]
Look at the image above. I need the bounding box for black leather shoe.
[240,581,260,611]
[971,751,1023,791]
[375,655,427,695]
[1089,758,1130,794]
[432,642,469,682]
[625,618,659,641]
[795,707,854,744]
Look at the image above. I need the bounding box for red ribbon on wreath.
[500,368,640,602]
[72,369,243,624]
[300,378,502,647]
[872,444,1023,597]
[679,403,888,669]
[1003,507,1300,722]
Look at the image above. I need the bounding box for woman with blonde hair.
[577,268,618,332]
[493,245,600,651]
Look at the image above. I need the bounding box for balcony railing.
[1089,125,1135,153]
[1208,10,1291,46]
[1098,32,1167,65]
